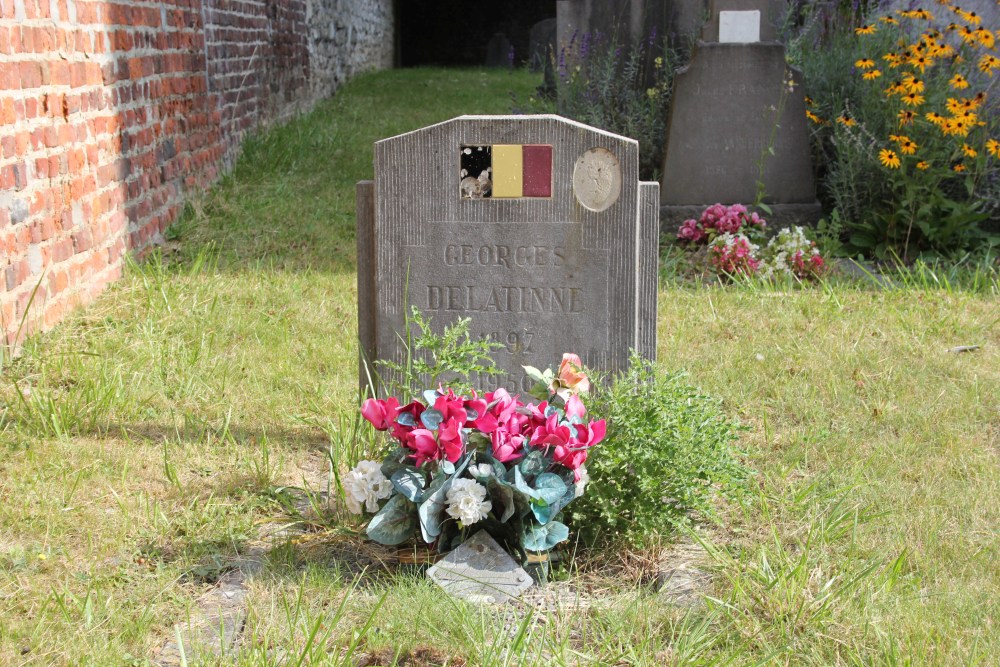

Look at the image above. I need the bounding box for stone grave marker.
[357,115,659,395]
[659,40,820,231]
[427,531,534,604]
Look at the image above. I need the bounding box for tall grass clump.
[788,1,1000,260]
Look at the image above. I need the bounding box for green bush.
[569,357,750,547]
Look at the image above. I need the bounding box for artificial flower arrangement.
[677,204,826,279]
[345,353,604,560]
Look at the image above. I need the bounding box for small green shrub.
[570,356,750,547]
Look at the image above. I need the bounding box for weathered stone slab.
[660,43,816,208]
[528,18,557,73]
[719,10,760,43]
[701,0,784,42]
[358,115,659,394]
[427,531,534,604]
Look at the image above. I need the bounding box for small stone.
[427,531,534,604]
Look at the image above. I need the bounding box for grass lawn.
[1,67,998,666]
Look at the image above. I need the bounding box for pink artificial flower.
[565,394,586,421]
[491,427,527,462]
[405,428,439,467]
[677,219,706,243]
[390,400,425,441]
[437,417,465,463]
[361,397,400,431]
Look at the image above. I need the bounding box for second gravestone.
[357,115,659,395]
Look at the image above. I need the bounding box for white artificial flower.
[343,460,392,514]
[574,465,590,498]
[470,463,493,478]
[445,478,492,526]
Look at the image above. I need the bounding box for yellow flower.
[955,9,981,25]
[883,52,904,68]
[880,15,899,24]
[961,144,977,158]
[916,160,931,170]
[804,96,814,106]
[856,24,878,35]
[805,109,824,124]
[902,91,925,106]
[953,163,966,173]
[900,138,918,154]
[863,69,883,80]
[898,8,933,19]
[879,148,901,168]
[946,97,962,114]
[898,109,916,126]
[958,25,977,44]
[654,56,664,69]
[856,58,875,69]
[885,81,906,96]
[986,139,1000,158]
[979,55,999,76]
[901,73,924,92]
[908,54,933,72]
[974,28,995,49]
[889,134,907,143]
[925,111,945,125]
[837,115,857,127]
[949,74,970,89]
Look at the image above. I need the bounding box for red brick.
[19,61,43,89]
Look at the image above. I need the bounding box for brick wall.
[0,0,393,345]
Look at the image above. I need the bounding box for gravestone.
[357,115,659,396]
[484,32,512,68]
[659,42,820,231]
[427,530,534,604]
[528,18,557,73]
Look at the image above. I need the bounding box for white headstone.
[719,10,761,43]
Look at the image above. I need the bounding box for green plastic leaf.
[423,389,441,405]
[486,476,517,523]
[519,450,547,478]
[439,459,455,476]
[420,408,444,430]
[390,469,425,502]
[533,473,567,505]
[522,521,569,551]
[522,365,547,383]
[366,495,417,546]
[380,448,411,479]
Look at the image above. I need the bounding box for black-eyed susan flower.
[979,54,999,76]
[901,139,918,154]
[974,27,995,49]
[883,52,904,67]
[908,54,933,72]
[950,74,970,89]
[956,9,981,25]
[986,139,999,158]
[837,115,857,127]
[885,81,906,96]
[946,97,963,114]
[961,143,977,158]
[863,69,883,80]
[879,148,901,168]
[953,163,967,173]
[898,109,916,126]
[958,25,977,44]
[916,160,931,170]
[880,15,899,24]
[901,73,924,92]
[856,58,876,69]
[856,24,877,35]
[804,96,814,106]
[899,8,934,19]
[902,91,926,106]
[926,111,946,124]
[805,109,824,124]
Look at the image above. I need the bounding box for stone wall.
[0,0,393,345]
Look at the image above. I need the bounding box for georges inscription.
[405,221,609,372]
